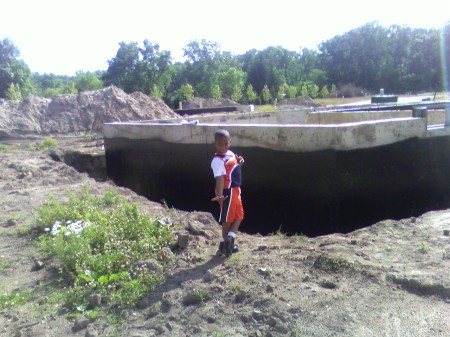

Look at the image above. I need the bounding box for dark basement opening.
[103,135,450,238]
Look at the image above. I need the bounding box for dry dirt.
[0,137,449,337]
[0,87,179,139]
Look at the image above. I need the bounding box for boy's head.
[214,129,231,154]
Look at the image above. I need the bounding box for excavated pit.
[104,135,450,237]
[49,147,107,182]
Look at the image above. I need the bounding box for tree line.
[1,21,449,106]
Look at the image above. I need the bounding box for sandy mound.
[0,86,179,139]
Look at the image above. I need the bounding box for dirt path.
[1,138,449,337]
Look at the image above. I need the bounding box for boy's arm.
[211,175,228,202]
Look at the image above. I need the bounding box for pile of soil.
[0,86,179,139]
[0,138,449,337]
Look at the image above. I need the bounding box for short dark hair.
[214,129,230,141]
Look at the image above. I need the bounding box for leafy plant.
[43,136,58,148]
[419,242,429,253]
[36,188,175,312]
[33,136,58,151]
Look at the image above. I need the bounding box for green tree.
[215,67,246,99]
[288,85,297,98]
[246,84,258,103]
[150,84,163,98]
[74,71,103,92]
[0,39,34,98]
[330,84,337,97]
[103,40,172,95]
[211,84,222,99]
[301,85,308,96]
[309,84,319,98]
[5,83,22,101]
[308,69,328,88]
[231,84,243,102]
[261,84,271,103]
[33,73,73,96]
[182,39,221,98]
[320,85,329,98]
[277,83,288,100]
[242,46,302,95]
[175,83,194,102]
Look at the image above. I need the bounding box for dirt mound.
[279,96,321,107]
[0,86,179,139]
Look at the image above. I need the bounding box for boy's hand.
[237,155,245,166]
[211,195,228,202]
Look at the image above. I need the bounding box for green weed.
[33,136,58,151]
[0,289,32,310]
[36,188,175,312]
[0,256,11,271]
[193,289,209,303]
[292,232,308,241]
[313,255,358,272]
[419,242,429,253]
[83,133,92,141]
[229,283,245,294]
[227,254,241,263]
[255,104,277,112]
[273,225,286,238]
[0,144,8,151]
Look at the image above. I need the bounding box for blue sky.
[1,0,449,75]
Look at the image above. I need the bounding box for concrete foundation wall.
[307,109,446,126]
[104,118,427,153]
[143,109,309,125]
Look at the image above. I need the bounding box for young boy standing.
[211,129,244,257]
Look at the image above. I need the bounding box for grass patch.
[313,255,358,272]
[33,136,58,151]
[0,144,9,151]
[229,283,245,295]
[0,289,32,310]
[314,96,367,106]
[82,133,92,141]
[0,256,11,271]
[36,188,175,312]
[226,254,241,263]
[255,104,277,112]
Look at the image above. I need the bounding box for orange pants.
[219,187,244,224]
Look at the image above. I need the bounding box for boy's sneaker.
[224,235,235,257]
[216,241,225,256]
[232,244,239,253]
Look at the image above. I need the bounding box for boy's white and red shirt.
[211,150,242,189]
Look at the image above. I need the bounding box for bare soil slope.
[0,138,449,337]
[0,87,178,139]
